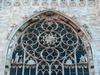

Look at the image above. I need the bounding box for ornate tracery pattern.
[9,11,90,75]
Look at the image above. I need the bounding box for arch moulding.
[5,10,94,75]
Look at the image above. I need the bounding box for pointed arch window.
[6,10,92,75]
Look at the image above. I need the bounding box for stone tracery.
[5,10,92,75]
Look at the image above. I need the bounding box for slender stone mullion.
[16,67,18,75]
[29,66,31,75]
[22,45,26,75]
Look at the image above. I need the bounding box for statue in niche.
[79,55,87,63]
[15,53,19,63]
[65,58,73,65]
[27,58,35,65]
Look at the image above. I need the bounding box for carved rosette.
[88,1,96,7]
[70,2,77,7]
[60,2,67,7]
[14,2,21,6]
[23,2,30,6]
[79,2,86,7]
[32,1,39,6]
[4,1,11,6]
[51,2,58,6]
[41,2,48,6]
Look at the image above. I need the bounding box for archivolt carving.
[5,10,93,75]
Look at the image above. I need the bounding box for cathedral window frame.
[4,10,94,75]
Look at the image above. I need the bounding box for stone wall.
[0,0,100,75]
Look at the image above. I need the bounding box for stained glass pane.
[24,68,29,75]
[84,68,89,75]
[31,67,36,75]
[10,68,16,75]
[78,68,83,75]
[17,68,22,75]
[64,68,69,75]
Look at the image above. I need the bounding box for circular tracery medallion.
[21,20,79,61]
[39,31,61,47]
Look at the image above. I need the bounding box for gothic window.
[6,10,91,75]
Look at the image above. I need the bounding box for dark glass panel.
[79,37,82,44]
[32,43,38,49]
[51,65,55,69]
[58,71,62,75]
[66,28,73,33]
[72,35,77,43]
[31,67,36,75]
[58,66,62,69]
[16,45,23,51]
[33,29,39,36]
[38,71,43,75]
[24,67,29,75]
[38,65,42,69]
[78,67,83,75]
[84,67,89,75]
[43,23,48,29]
[51,23,57,29]
[47,55,53,60]
[61,29,67,35]
[55,26,63,33]
[45,65,49,69]
[71,68,75,75]
[26,46,33,50]
[57,22,65,28]
[64,68,69,75]
[28,28,33,33]
[51,71,56,75]
[76,51,85,63]
[47,26,52,30]
[77,45,84,51]
[10,68,16,75]
[44,71,49,75]
[60,52,65,58]
[35,52,40,57]
[67,46,74,50]
[61,42,68,49]
[17,36,21,44]
[17,68,22,75]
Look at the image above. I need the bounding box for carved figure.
[79,55,86,63]
[27,58,35,65]
[65,58,72,65]
[15,53,19,63]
